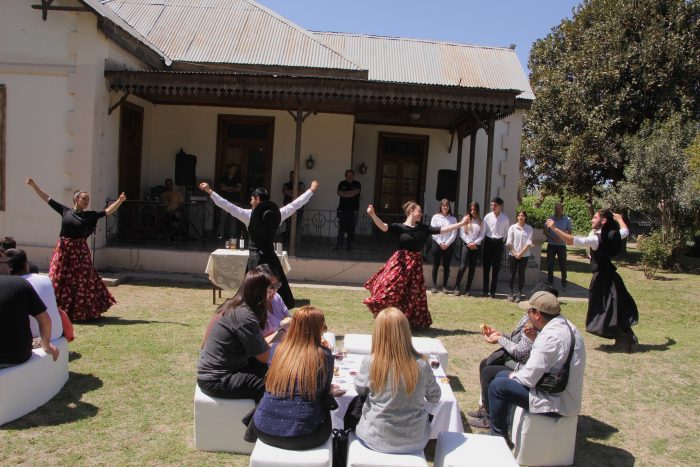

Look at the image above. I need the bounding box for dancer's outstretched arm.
[199,181,251,225]
[280,180,319,221]
[26,177,50,203]
[366,204,388,232]
[105,193,127,216]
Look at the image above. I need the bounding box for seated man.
[4,248,63,341]
[0,251,59,367]
[160,178,184,213]
[487,291,586,447]
[1,237,38,273]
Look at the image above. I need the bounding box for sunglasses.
[268,282,281,291]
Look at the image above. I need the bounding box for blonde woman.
[354,308,441,453]
[252,306,343,449]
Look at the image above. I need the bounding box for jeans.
[430,240,455,288]
[508,255,528,295]
[546,244,567,284]
[455,242,480,292]
[483,237,504,294]
[337,210,358,246]
[487,370,530,437]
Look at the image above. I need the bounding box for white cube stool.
[433,432,518,467]
[249,435,333,467]
[511,406,578,466]
[0,337,69,426]
[193,384,255,454]
[346,432,428,467]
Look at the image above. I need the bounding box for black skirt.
[586,269,639,339]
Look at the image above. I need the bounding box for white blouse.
[506,223,534,257]
[430,214,457,246]
[459,218,484,246]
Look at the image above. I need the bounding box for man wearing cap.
[199,180,320,308]
[487,291,586,448]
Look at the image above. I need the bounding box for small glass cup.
[224,240,230,249]
[429,353,440,369]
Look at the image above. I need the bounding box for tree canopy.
[523,0,700,210]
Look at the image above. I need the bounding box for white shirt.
[512,315,586,416]
[22,273,63,341]
[573,228,629,250]
[459,218,484,245]
[506,223,534,257]
[210,189,314,227]
[483,212,510,239]
[430,214,457,246]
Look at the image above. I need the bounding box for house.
[0,0,537,285]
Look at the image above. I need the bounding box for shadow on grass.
[1,371,102,430]
[293,298,311,307]
[415,328,481,337]
[595,337,675,354]
[575,415,635,466]
[68,351,81,362]
[79,316,189,327]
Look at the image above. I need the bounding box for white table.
[205,249,291,301]
[343,334,450,373]
[330,352,463,439]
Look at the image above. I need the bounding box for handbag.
[536,322,576,394]
[332,428,351,467]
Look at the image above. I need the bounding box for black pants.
[455,242,480,292]
[197,358,267,402]
[482,237,504,294]
[430,240,455,288]
[508,256,528,295]
[479,358,510,413]
[253,411,332,450]
[337,210,358,246]
[546,244,567,284]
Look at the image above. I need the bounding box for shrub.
[518,195,592,234]
[637,230,675,279]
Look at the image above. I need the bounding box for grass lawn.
[1,248,698,466]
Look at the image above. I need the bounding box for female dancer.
[506,210,533,302]
[454,202,484,296]
[355,307,441,453]
[26,177,125,321]
[429,199,457,293]
[198,267,272,400]
[546,210,639,351]
[252,306,344,450]
[364,201,466,329]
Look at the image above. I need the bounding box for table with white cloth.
[343,334,450,373]
[330,352,464,438]
[205,249,291,303]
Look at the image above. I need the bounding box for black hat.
[249,200,281,236]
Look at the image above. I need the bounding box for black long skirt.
[586,269,639,339]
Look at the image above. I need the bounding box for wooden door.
[375,133,428,215]
[118,103,143,200]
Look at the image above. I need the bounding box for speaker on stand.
[436,169,457,202]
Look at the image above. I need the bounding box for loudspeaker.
[436,169,457,202]
[175,150,197,187]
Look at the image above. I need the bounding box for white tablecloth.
[330,353,463,439]
[205,248,291,291]
[343,334,450,373]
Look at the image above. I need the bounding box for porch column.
[453,126,465,215]
[467,125,478,206]
[483,115,496,209]
[287,102,312,256]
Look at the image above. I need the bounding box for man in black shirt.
[0,252,59,367]
[336,169,361,250]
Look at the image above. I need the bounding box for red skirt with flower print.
[49,237,116,321]
[363,249,432,329]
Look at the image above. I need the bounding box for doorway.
[374,133,428,215]
[117,102,143,200]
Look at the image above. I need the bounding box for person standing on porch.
[336,169,361,250]
[199,180,319,309]
[482,197,510,298]
[25,177,126,321]
[217,164,242,239]
[364,202,467,329]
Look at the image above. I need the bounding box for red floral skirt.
[363,249,432,329]
[49,237,116,321]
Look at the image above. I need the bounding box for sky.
[257,0,582,74]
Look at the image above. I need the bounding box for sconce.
[305,154,315,170]
[359,162,368,175]
[408,110,422,121]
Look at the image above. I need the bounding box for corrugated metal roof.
[313,32,534,100]
[98,0,364,71]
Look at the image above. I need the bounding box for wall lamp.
[359,162,368,175]
[305,154,315,170]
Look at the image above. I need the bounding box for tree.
[610,115,700,261]
[523,0,700,214]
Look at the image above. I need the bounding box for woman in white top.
[454,202,484,296]
[429,199,457,293]
[506,210,533,302]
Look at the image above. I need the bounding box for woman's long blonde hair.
[265,306,328,400]
[370,307,424,396]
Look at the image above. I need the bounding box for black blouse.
[49,199,105,239]
[388,223,440,252]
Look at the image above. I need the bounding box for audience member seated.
[252,306,343,449]
[466,310,537,430]
[4,248,63,341]
[160,178,184,213]
[0,251,60,368]
[258,265,291,344]
[197,266,272,401]
[1,237,38,273]
[354,307,441,454]
[487,291,586,448]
